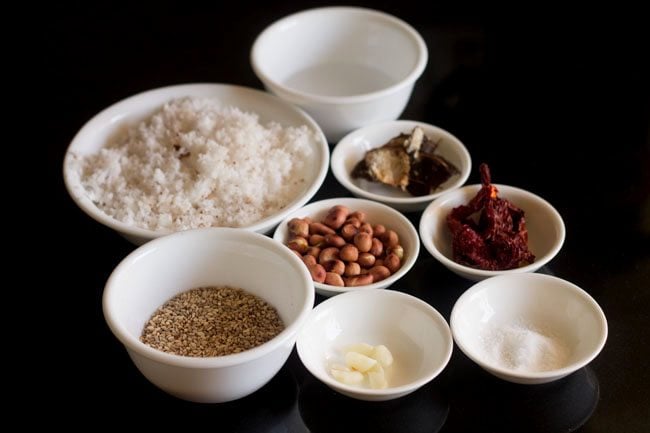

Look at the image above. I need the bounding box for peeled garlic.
[330,343,394,389]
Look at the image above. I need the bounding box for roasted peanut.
[288,237,308,254]
[288,218,309,238]
[349,211,366,222]
[309,234,326,247]
[308,263,326,283]
[319,247,340,264]
[324,234,346,248]
[369,237,383,256]
[339,244,359,262]
[345,217,361,228]
[323,205,350,230]
[306,246,321,259]
[344,274,374,287]
[310,222,335,235]
[357,252,376,268]
[369,265,391,282]
[387,245,404,260]
[381,230,399,248]
[344,262,361,277]
[324,259,345,275]
[373,224,387,238]
[340,223,358,241]
[359,222,373,236]
[324,272,345,287]
[354,232,372,253]
[384,253,401,273]
[302,255,317,267]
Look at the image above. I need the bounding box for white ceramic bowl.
[103,228,315,403]
[273,198,420,297]
[419,184,565,281]
[251,7,428,142]
[451,273,608,384]
[331,120,472,211]
[63,83,329,245]
[297,290,453,400]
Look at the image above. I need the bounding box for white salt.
[481,323,570,372]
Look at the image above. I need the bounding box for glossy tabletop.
[46,2,648,431]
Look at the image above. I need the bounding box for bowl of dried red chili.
[419,163,565,281]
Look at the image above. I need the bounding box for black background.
[46,1,648,431]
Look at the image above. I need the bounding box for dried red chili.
[446,163,535,270]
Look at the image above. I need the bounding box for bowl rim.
[450,273,608,380]
[296,289,454,396]
[331,120,472,205]
[63,82,329,240]
[419,183,566,278]
[272,197,420,295]
[102,227,315,369]
[250,6,428,105]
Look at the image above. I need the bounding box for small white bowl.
[331,120,472,211]
[273,198,419,297]
[451,273,608,384]
[103,227,314,403]
[419,184,565,281]
[297,290,453,401]
[63,83,329,245]
[251,7,427,142]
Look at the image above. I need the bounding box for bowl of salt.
[450,273,607,384]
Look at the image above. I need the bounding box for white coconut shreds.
[68,97,315,231]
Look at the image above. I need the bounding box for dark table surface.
[47,2,649,431]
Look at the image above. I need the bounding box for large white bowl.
[251,7,427,142]
[297,290,453,401]
[273,198,420,297]
[331,120,472,211]
[451,273,608,384]
[419,184,565,281]
[63,83,329,245]
[103,228,315,403]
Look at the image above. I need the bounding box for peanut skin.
[310,222,335,235]
[288,218,309,238]
[382,230,399,248]
[359,223,373,236]
[349,211,366,222]
[369,237,383,256]
[288,237,308,254]
[354,232,372,253]
[373,224,387,238]
[384,253,401,273]
[318,247,340,264]
[324,234,346,248]
[309,234,326,247]
[323,205,350,230]
[357,252,376,268]
[339,244,359,262]
[340,223,358,241]
[308,263,326,283]
[344,274,374,287]
[324,272,345,287]
[344,262,361,277]
[369,265,391,282]
[302,255,317,267]
[324,259,345,275]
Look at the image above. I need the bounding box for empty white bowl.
[451,273,608,384]
[297,290,453,400]
[331,120,472,211]
[419,184,565,281]
[103,227,314,403]
[273,198,420,297]
[251,7,428,142]
[64,83,329,245]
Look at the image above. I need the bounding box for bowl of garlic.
[296,289,453,401]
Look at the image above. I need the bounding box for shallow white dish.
[419,184,565,281]
[63,83,329,245]
[273,198,419,297]
[297,290,453,401]
[331,120,471,211]
[103,227,314,403]
[451,273,607,384]
[251,7,427,142]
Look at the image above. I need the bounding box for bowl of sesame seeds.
[102,227,314,403]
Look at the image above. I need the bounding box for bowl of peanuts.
[273,198,420,297]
